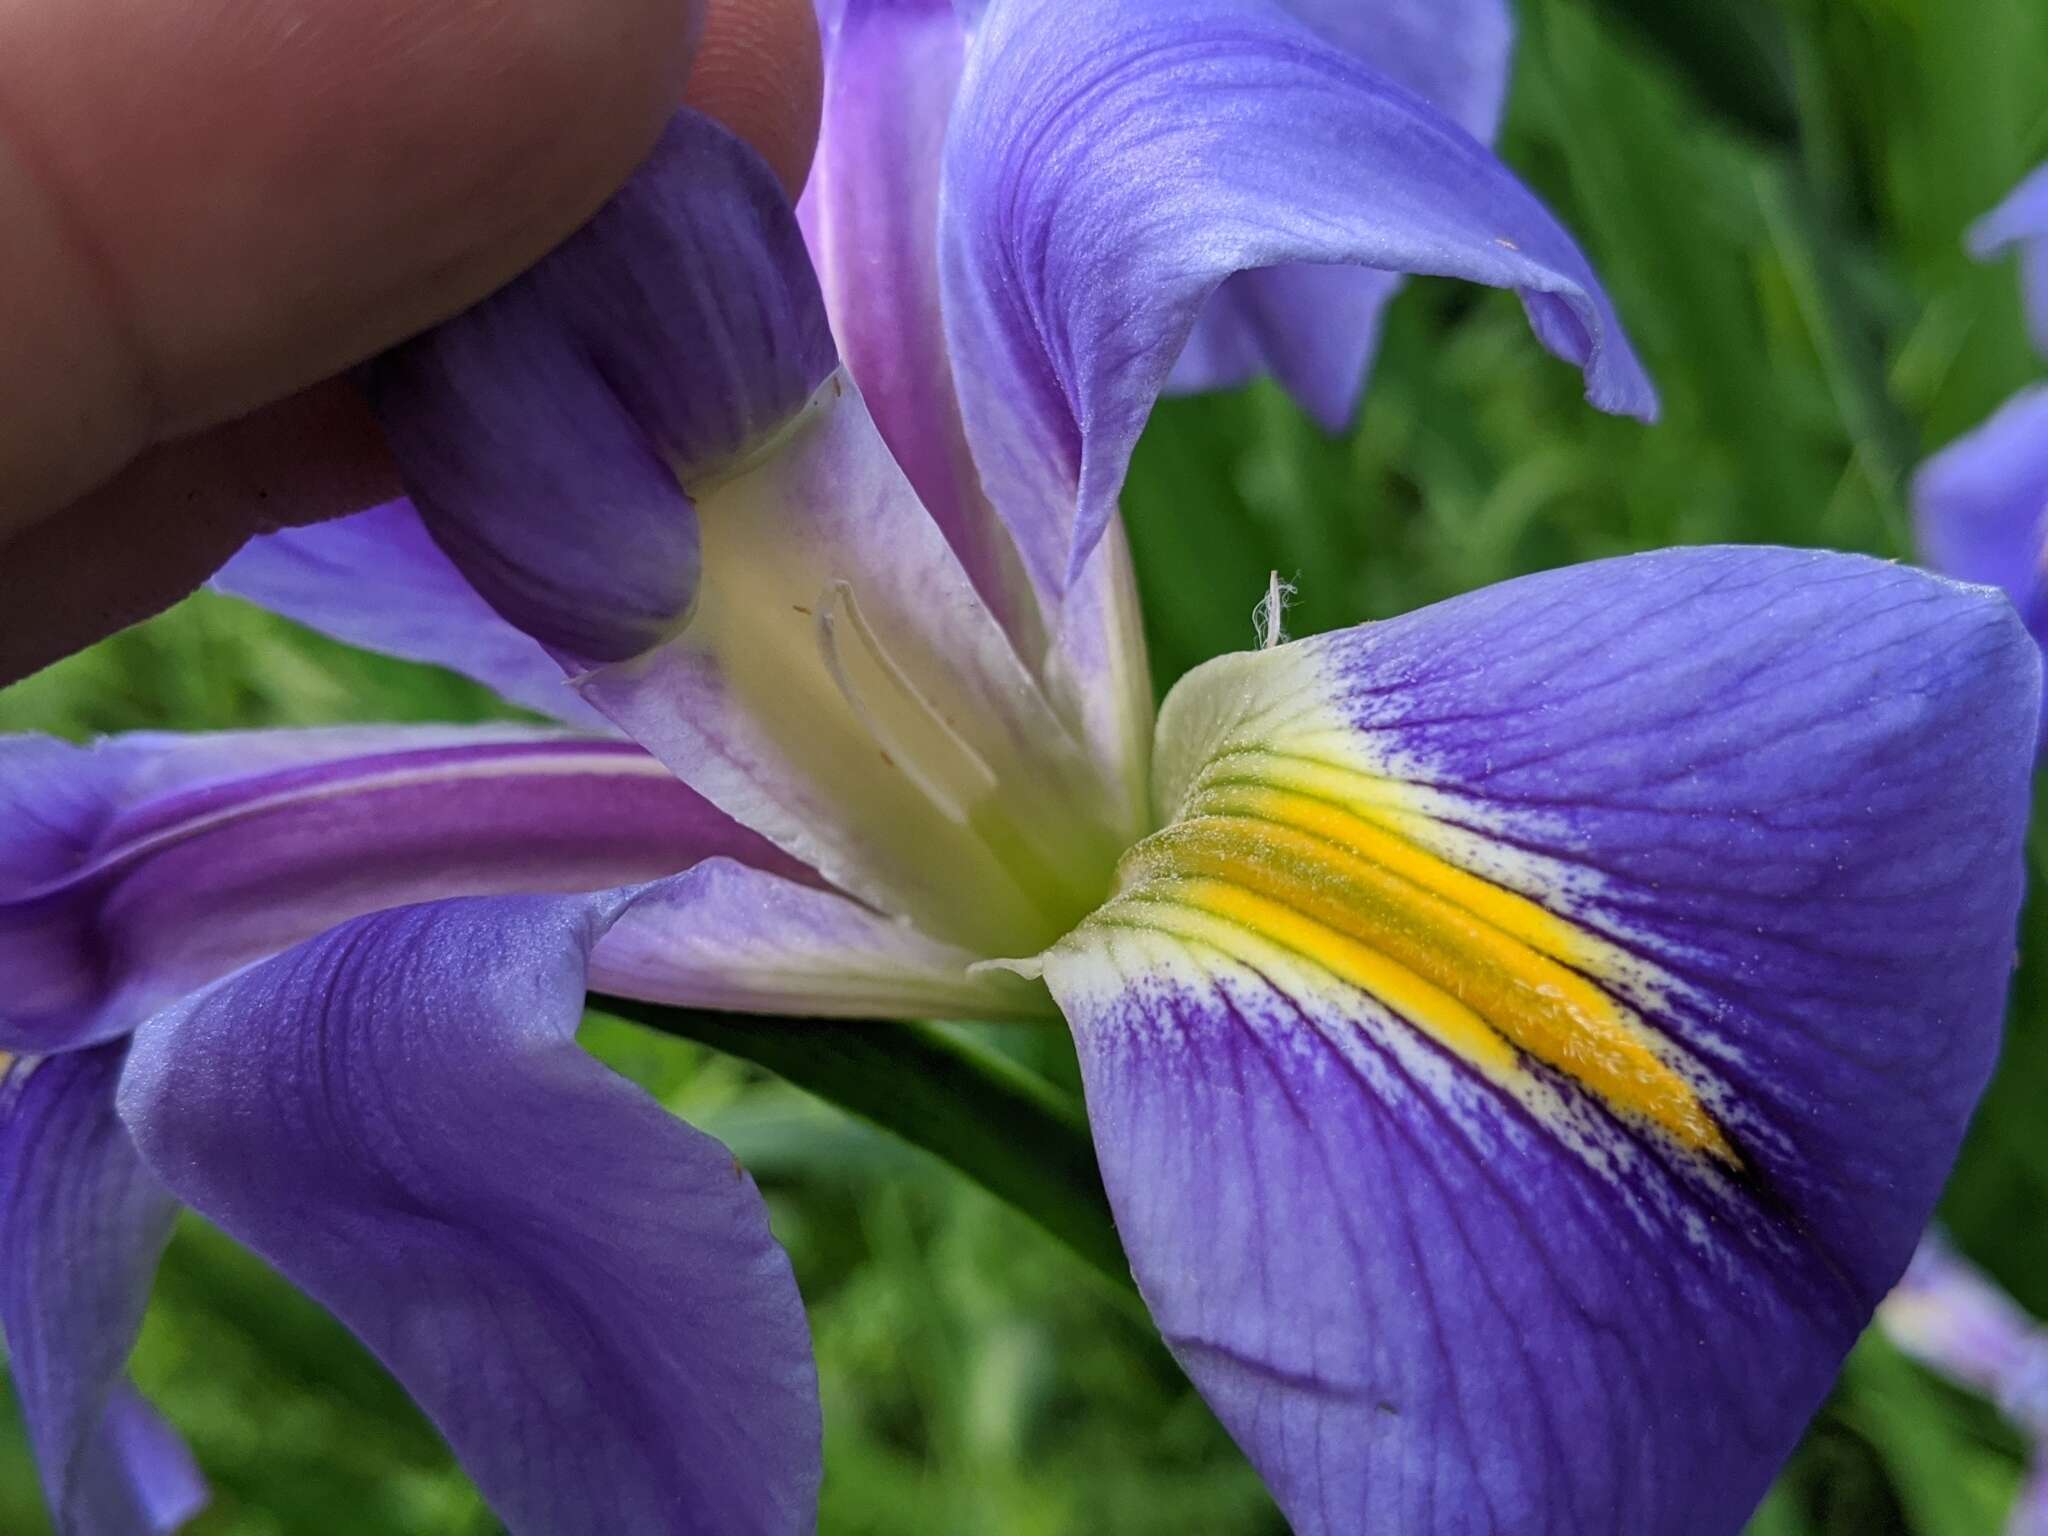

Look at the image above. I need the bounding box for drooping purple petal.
[1970,160,2048,357]
[943,0,1657,596]
[1043,547,2035,1534]
[1,726,799,1053]
[118,891,821,1536]
[213,501,616,730]
[1,1047,205,1535]
[802,0,1039,643]
[364,111,837,664]
[1164,0,1515,428]
[1913,383,2048,725]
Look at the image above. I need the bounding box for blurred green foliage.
[3,0,2046,1529]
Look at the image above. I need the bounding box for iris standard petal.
[1970,160,2048,357]
[943,0,1657,596]
[1914,383,2048,721]
[803,0,1039,643]
[364,111,837,665]
[1,1047,204,1535]
[118,891,821,1536]
[1040,548,2036,1534]
[1164,0,1515,429]
[0,726,795,1052]
[213,500,616,730]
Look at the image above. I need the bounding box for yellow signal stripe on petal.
[1098,766,1734,1164]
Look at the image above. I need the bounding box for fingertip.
[0,380,401,687]
[687,0,824,199]
[0,0,710,508]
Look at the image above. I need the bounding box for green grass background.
[4,0,2046,1529]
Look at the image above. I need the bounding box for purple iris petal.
[365,112,837,665]
[1165,0,1515,428]
[118,891,822,1536]
[596,856,1054,1021]
[1044,547,2035,1534]
[1,1047,204,1535]
[1913,383,2048,724]
[213,501,616,730]
[943,0,1657,596]
[803,0,1038,640]
[1971,161,2048,357]
[1881,1235,2048,1535]
[1,727,798,1053]
[1883,1233,2048,1421]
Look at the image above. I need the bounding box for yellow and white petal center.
[1049,641,1735,1166]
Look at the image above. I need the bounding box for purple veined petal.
[1163,0,1515,429]
[364,111,838,665]
[802,0,1041,648]
[1970,160,2048,358]
[0,725,802,1053]
[593,857,1053,1022]
[118,891,821,1536]
[1913,384,2048,729]
[943,0,1657,597]
[1038,547,2036,1533]
[1,1047,205,1535]
[574,371,1140,963]
[213,501,617,731]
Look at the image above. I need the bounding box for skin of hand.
[0,0,822,685]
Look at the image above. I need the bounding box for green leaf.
[1576,0,1801,145]
[1834,1334,2026,1536]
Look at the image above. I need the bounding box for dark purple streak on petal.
[0,728,803,1053]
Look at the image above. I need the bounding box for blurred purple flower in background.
[1915,160,2048,724]
[1882,1233,2048,1536]
[2,3,2039,1534]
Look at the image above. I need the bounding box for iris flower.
[1881,1234,2048,1535]
[3,3,2039,1533]
[1916,160,2048,696]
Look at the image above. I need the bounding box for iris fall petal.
[1042,547,2036,1535]
[118,892,822,1536]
